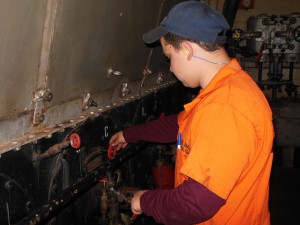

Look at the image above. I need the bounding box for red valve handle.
[107,144,118,159]
[130,214,139,224]
[70,133,81,149]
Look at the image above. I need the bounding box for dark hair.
[163,33,223,52]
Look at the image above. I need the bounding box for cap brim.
[143,26,168,44]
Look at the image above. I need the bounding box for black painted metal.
[0,82,191,225]
[14,143,147,225]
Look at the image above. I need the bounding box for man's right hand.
[109,131,128,150]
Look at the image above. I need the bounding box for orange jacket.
[176,59,274,225]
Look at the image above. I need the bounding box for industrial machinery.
[231,12,300,158]
[232,12,300,101]
[0,0,188,224]
[0,85,184,225]
[0,0,299,224]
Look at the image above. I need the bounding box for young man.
[110,1,274,224]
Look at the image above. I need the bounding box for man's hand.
[131,190,148,215]
[109,131,128,150]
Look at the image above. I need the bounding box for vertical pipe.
[33,0,59,124]
[258,62,263,82]
[222,0,240,28]
[141,0,166,88]
[36,0,59,90]
[272,87,277,102]
[289,62,294,82]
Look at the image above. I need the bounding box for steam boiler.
[0,0,189,224]
[0,0,299,225]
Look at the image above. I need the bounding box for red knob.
[70,133,81,149]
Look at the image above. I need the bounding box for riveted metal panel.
[47,0,161,106]
[0,0,184,154]
[0,0,46,117]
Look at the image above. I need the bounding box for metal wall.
[0,0,183,154]
[0,84,190,225]
[0,1,185,224]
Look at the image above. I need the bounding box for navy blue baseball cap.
[143,1,230,44]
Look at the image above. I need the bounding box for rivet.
[34,113,45,124]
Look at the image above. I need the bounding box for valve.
[232,28,244,42]
[293,26,300,42]
[108,186,139,224]
[107,144,118,159]
[70,133,81,149]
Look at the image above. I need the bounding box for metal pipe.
[35,0,59,90]
[141,0,166,88]
[33,0,60,124]
[258,62,263,83]
[32,140,70,160]
[222,0,240,28]
[289,62,294,82]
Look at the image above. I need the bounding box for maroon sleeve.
[140,178,225,225]
[123,114,178,143]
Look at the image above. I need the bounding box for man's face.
[160,37,194,88]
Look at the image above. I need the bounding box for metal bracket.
[107,67,123,78]
[33,89,53,124]
[156,72,164,84]
[82,93,98,110]
[140,68,152,88]
[120,82,131,97]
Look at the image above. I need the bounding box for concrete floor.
[269,148,300,225]
[269,166,300,225]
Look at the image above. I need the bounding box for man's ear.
[181,41,193,60]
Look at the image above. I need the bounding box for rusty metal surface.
[47,0,163,104]
[0,0,46,116]
[0,73,177,154]
[0,0,185,154]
